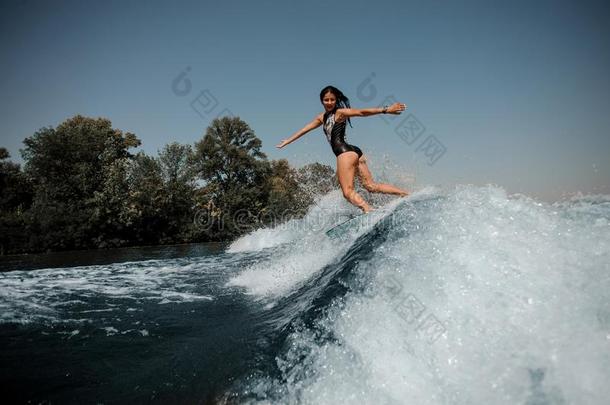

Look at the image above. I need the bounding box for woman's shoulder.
[334,108,348,123]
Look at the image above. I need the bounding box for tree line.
[0,115,336,255]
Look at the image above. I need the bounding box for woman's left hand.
[388,102,407,114]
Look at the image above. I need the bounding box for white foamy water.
[226,190,418,298]
[2,184,608,403]
[227,191,353,253]
[242,185,610,404]
[0,257,216,324]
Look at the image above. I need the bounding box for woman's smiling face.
[322,91,337,111]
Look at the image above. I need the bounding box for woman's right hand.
[276,139,290,149]
[387,102,407,114]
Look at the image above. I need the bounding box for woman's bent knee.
[363,182,378,193]
[342,187,355,200]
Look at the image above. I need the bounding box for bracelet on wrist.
[382,105,388,114]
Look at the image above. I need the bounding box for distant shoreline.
[0,240,230,272]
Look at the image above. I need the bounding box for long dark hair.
[319,85,353,128]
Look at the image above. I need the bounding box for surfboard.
[325,213,368,238]
[325,198,408,239]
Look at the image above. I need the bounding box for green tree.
[266,159,301,222]
[91,157,133,248]
[126,152,165,245]
[157,142,197,242]
[21,115,141,251]
[192,116,271,238]
[0,148,33,254]
[0,148,32,214]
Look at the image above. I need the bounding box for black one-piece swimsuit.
[323,109,363,158]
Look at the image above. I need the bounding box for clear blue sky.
[1,0,609,201]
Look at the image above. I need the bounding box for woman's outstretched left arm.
[337,102,406,120]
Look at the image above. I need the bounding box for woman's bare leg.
[357,155,409,196]
[337,152,373,213]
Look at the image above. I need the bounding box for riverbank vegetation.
[0,115,335,255]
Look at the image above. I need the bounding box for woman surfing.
[276,85,409,213]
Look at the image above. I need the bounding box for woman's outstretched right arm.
[276,114,323,149]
